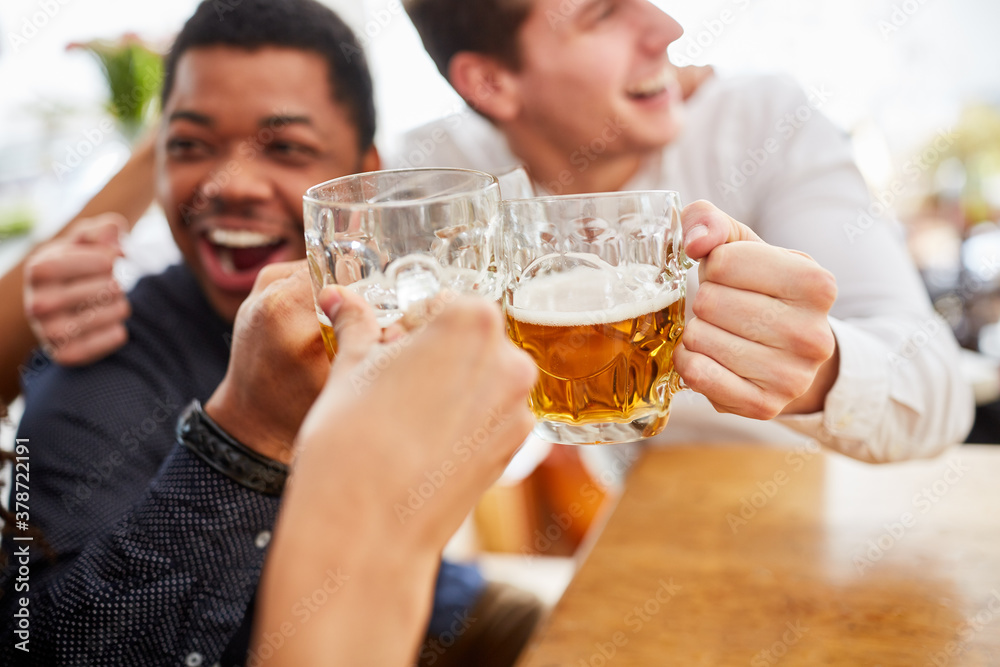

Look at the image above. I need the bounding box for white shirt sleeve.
[739,78,974,462]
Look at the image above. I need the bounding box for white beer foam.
[509,265,681,327]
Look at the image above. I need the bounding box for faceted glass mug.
[500,191,690,445]
[304,168,501,357]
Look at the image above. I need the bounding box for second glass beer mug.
[500,191,690,445]
[304,168,501,357]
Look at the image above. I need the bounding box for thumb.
[682,200,763,261]
[319,286,380,370]
[72,213,127,257]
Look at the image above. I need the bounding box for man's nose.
[198,153,273,205]
[638,1,684,55]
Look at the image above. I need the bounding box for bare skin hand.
[204,260,329,464]
[257,288,537,667]
[23,213,130,365]
[298,286,539,549]
[674,200,839,419]
[676,64,714,100]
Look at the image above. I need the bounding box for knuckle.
[50,335,80,360]
[60,346,95,367]
[801,266,838,308]
[681,319,709,355]
[114,298,132,320]
[255,263,285,286]
[675,355,712,394]
[23,257,44,281]
[746,391,782,421]
[94,254,115,274]
[39,320,66,344]
[258,288,292,321]
[25,294,50,319]
[515,409,536,437]
[774,365,810,399]
[50,348,73,364]
[471,296,501,330]
[691,283,720,321]
[514,354,540,393]
[699,244,734,284]
[789,323,835,361]
[25,247,61,276]
[109,325,129,348]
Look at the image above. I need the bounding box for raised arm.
[255,286,536,665]
[0,134,155,406]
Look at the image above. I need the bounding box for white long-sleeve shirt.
[389,74,974,463]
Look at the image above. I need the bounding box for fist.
[296,286,538,549]
[674,201,839,419]
[24,213,130,365]
[204,260,329,464]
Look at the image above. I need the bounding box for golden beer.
[318,317,338,360]
[505,268,685,441]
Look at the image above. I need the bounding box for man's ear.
[448,51,520,122]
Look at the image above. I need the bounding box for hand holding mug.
[674,201,839,419]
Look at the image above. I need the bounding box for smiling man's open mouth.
[198,226,296,292]
[626,69,678,105]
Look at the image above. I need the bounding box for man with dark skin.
[0,1,539,665]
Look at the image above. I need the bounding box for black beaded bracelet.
[176,400,288,496]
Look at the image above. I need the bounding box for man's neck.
[503,126,647,195]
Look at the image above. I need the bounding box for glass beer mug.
[303,168,501,357]
[500,191,690,445]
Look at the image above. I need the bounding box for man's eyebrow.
[168,110,214,126]
[262,115,314,129]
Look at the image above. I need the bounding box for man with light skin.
[399,0,973,460]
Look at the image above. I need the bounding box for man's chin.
[204,284,252,324]
[634,105,686,152]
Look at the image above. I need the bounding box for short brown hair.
[404,0,533,79]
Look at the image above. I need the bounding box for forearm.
[258,509,440,666]
[0,262,35,406]
[255,402,461,666]
[258,412,443,666]
[0,136,156,405]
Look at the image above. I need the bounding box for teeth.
[627,71,669,97]
[207,228,283,248]
[217,247,236,274]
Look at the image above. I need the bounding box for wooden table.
[518,444,1000,666]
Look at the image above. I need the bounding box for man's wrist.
[204,381,295,465]
[178,400,289,496]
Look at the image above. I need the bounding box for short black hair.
[162,0,376,151]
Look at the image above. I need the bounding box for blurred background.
[2,0,1000,594]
